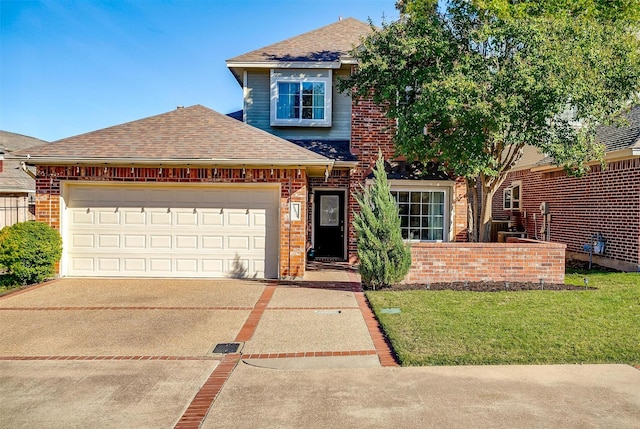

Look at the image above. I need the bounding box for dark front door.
[313,191,345,259]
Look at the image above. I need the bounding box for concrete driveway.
[1,273,639,429]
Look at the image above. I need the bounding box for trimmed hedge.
[0,221,62,285]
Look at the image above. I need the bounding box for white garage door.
[63,183,279,278]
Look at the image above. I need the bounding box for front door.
[313,191,345,259]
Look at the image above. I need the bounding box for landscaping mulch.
[385,281,595,292]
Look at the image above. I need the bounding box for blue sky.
[0,0,397,142]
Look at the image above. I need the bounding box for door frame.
[311,187,348,260]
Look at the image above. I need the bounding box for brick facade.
[404,239,566,284]
[34,165,308,278]
[494,158,640,271]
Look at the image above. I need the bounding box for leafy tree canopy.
[341,0,640,240]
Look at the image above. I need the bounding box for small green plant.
[0,221,62,285]
[353,151,412,289]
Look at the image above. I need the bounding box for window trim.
[270,70,332,127]
[503,180,522,211]
[388,181,452,243]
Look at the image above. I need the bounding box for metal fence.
[0,196,35,229]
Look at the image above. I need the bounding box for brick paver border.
[174,353,241,429]
[348,271,400,367]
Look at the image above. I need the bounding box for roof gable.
[17,105,330,166]
[227,18,371,65]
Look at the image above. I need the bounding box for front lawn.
[366,271,640,366]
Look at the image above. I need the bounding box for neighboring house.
[493,106,640,271]
[17,17,467,280]
[0,131,45,229]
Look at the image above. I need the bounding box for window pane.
[398,204,409,216]
[277,83,300,119]
[421,193,431,203]
[302,108,312,119]
[410,204,420,216]
[410,217,420,227]
[401,229,408,239]
[411,192,421,203]
[432,192,444,204]
[313,108,324,120]
[400,216,408,228]
[409,229,420,240]
[512,185,520,200]
[398,192,409,202]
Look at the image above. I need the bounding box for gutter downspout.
[20,162,37,179]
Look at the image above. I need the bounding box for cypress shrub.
[353,152,411,289]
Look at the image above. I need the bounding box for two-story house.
[226,17,468,263]
[17,18,467,280]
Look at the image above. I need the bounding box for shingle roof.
[0,131,46,193]
[289,140,357,162]
[226,18,372,64]
[596,105,640,152]
[16,105,330,165]
[535,105,640,167]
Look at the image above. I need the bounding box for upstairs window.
[503,181,522,210]
[270,70,332,127]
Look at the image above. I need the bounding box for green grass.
[366,271,640,366]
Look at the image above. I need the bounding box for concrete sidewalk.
[204,362,640,428]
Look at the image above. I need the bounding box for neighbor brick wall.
[34,165,307,278]
[404,239,566,284]
[494,158,640,270]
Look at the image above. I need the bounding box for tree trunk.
[465,177,479,242]
[479,187,494,242]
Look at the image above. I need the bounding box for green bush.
[0,221,62,285]
[353,152,412,289]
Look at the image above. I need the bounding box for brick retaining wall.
[404,239,566,284]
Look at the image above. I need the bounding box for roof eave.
[22,156,333,168]
[226,60,342,70]
[530,148,640,172]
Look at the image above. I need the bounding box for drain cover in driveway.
[213,343,241,354]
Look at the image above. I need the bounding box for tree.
[353,152,412,289]
[340,0,640,241]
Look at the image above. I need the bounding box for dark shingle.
[227,18,371,64]
[16,105,329,164]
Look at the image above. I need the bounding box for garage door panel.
[123,259,145,272]
[72,257,94,271]
[65,184,278,278]
[175,259,198,272]
[71,210,94,224]
[175,235,198,249]
[202,236,223,249]
[150,258,172,272]
[175,211,198,226]
[228,236,250,250]
[97,210,120,225]
[72,234,94,248]
[149,235,172,249]
[227,211,250,226]
[124,235,146,248]
[201,211,223,226]
[98,235,120,248]
[201,259,224,274]
[149,210,172,226]
[124,211,146,225]
[98,258,120,272]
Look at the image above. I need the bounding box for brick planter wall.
[404,239,566,284]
